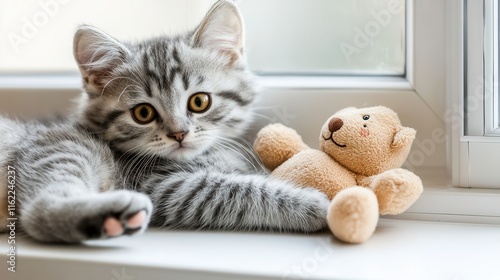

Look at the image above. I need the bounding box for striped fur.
[0,118,152,242]
[0,0,328,242]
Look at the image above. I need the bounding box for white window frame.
[455,0,500,191]
[420,0,500,223]
[1,0,500,224]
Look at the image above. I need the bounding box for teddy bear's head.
[319,106,416,176]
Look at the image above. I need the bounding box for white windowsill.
[401,186,500,224]
[258,75,413,91]
[0,74,414,91]
[0,74,82,90]
[395,168,500,224]
[1,219,499,280]
[461,136,500,143]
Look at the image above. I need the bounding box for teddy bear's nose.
[328,117,343,132]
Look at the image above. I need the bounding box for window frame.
[258,0,445,114]
[411,0,500,222]
[455,0,500,190]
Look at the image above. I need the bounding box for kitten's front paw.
[79,190,153,240]
[103,209,148,237]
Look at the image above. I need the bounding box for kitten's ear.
[192,0,244,66]
[73,25,130,95]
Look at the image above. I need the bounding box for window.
[247,0,447,174]
[0,0,406,76]
[240,0,406,75]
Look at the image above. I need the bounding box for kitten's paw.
[103,210,148,237]
[79,190,153,240]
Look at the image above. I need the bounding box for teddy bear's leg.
[327,187,379,244]
[370,168,424,215]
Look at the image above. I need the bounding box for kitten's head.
[74,0,257,161]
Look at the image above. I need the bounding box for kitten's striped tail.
[145,171,329,232]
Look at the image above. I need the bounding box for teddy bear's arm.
[356,169,423,215]
[356,174,374,188]
[254,123,309,171]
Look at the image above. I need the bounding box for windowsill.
[2,218,499,280]
[0,74,82,90]
[257,75,413,90]
[398,167,500,224]
[0,74,414,91]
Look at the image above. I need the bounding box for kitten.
[0,0,329,243]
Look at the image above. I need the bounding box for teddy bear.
[253,106,423,243]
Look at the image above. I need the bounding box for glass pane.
[482,0,500,135]
[0,0,217,73]
[0,0,405,76]
[497,0,500,128]
[240,0,406,75]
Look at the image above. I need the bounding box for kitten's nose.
[328,117,343,132]
[167,131,188,143]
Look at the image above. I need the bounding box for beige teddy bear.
[254,106,423,243]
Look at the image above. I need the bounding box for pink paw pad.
[104,217,124,237]
[127,210,147,229]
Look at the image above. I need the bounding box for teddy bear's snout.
[328,117,344,133]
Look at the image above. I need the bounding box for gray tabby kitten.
[0,0,329,243]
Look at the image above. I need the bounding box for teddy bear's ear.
[391,126,416,149]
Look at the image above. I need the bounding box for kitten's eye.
[131,103,157,124]
[363,115,370,121]
[188,93,211,113]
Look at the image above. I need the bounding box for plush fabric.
[327,187,379,243]
[254,106,423,243]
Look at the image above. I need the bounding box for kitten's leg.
[13,129,153,243]
[145,171,329,232]
[21,187,152,243]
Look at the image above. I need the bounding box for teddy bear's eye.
[363,115,370,120]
